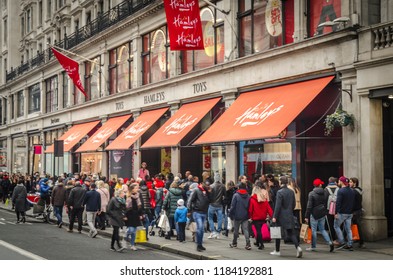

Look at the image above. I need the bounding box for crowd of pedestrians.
[0,163,365,258]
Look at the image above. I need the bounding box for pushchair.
[26,192,52,223]
[149,211,166,237]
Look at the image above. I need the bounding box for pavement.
[2,201,393,260]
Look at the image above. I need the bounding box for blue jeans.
[54,206,63,225]
[126,226,137,246]
[193,212,206,246]
[208,205,223,233]
[334,213,353,246]
[310,215,332,248]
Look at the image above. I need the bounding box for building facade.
[1,0,393,241]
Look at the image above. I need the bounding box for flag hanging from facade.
[51,47,87,97]
[164,0,204,50]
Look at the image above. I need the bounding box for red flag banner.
[164,0,204,50]
[34,145,42,155]
[51,47,87,98]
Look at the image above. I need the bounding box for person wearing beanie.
[174,199,188,242]
[334,176,355,250]
[271,176,303,258]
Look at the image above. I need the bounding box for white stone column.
[168,101,181,176]
[359,96,387,241]
[222,89,238,184]
[131,109,141,178]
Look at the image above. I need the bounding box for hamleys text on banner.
[51,47,87,98]
[164,0,204,50]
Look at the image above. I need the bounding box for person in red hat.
[333,176,355,250]
[304,178,334,252]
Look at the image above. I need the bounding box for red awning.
[194,76,334,145]
[105,108,168,150]
[75,114,132,153]
[45,121,100,153]
[141,98,221,149]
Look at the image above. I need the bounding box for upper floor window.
[38,1,43,26]
[109,42,133,95]
[47,0,52,19]
[84,56,102,100]
[3,19,7,44]
[45,75,58,113]
[309,0,341,37]
[29,83,41,114]
[17,91,24,118]
[181,4,225,74]
[238,0,294,57]
[27,8,32,33]
[11,95,15,120]
[62,71,69,108]
[142,27,171,85]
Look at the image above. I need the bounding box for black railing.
[6,0,155,83]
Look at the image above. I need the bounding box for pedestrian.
[223,180,236,236]
[187,181,210,252]
[174,198,188,242]
[67,181,86,233]
[11,178,27,223]
[51,179,66,228]
[107,189,126,252]
[334,176,355,250]
[84,183,101,238]
[304,178,334,252]
[350,177,365,248]
[163,180,183,239]
[288,177,302,225]
[65,179,74,221]
[138,178,151,240]
[270,176,303,258]
[248,184,273,250]
[138,162,150,181]
[229,177,251,250]
[125,183,143,251]
[207,173,226,239]
[96,180,110,230]
[325,176,339,241]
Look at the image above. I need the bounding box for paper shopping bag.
[303,228,312,244]
[299,223,309,239]
[270,225,282,239]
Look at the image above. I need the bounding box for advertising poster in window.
[109,150,132,179]
[310,0,341,36]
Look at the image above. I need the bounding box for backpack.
[326,187,338,215]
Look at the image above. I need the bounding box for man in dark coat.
[304,178,334,252]
[51,181,67,228]
[271,176,303,258]
[11,178,27,223]
[229,176,251,250]
[67,181,86,233]
[84,183,101,238]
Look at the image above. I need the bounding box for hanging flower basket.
[324,108,354,136]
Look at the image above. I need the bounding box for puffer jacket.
[106,197,126,227]
[305,187,328,220]
[163,187,183,217]
[139,185,151,210]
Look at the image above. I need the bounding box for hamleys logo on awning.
[163,114,197,135]
[234,102,284,127]
[64,132,81,145]
[91,127,114,143]
[124,121,149,139]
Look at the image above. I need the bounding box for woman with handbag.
[106,189,126,252]
[270,176,303,258]
[125,183,143,251]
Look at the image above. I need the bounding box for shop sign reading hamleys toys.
[163,114,198,135]
[234,102,284,127]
